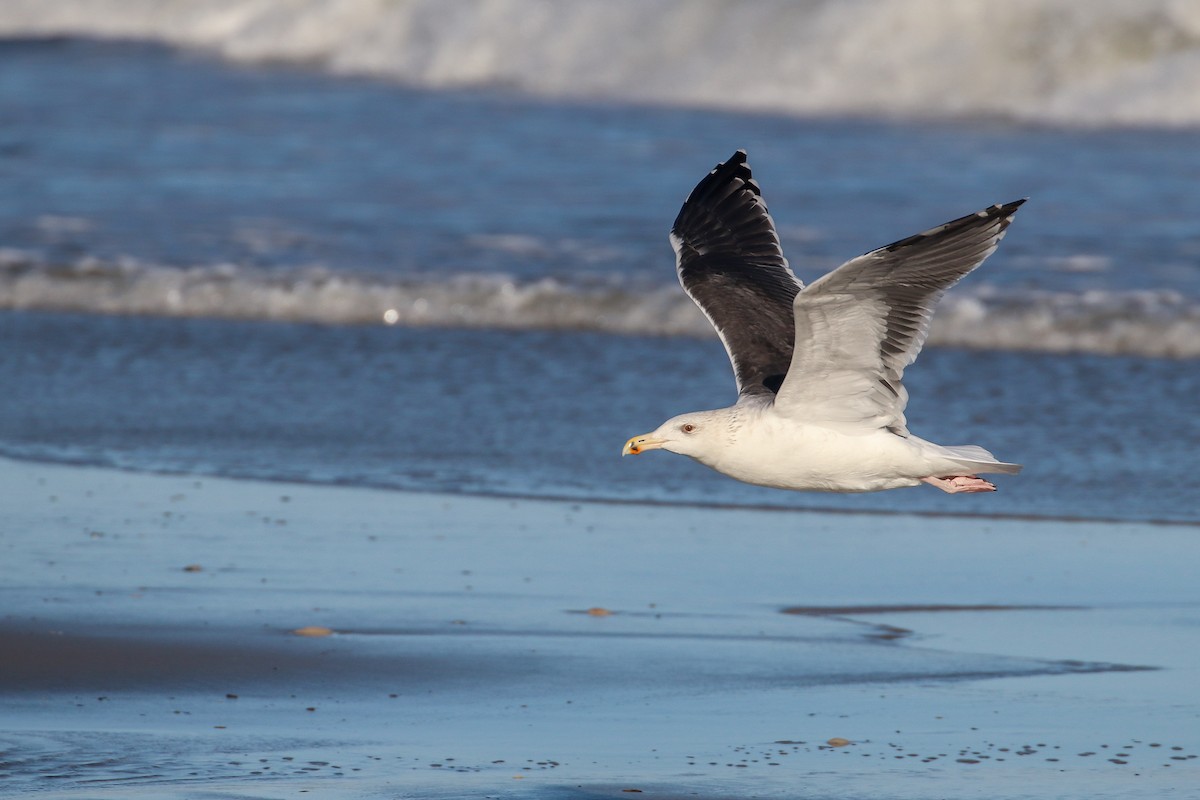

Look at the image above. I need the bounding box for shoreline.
[3,453,1195,528]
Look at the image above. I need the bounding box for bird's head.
[622,411,724,460]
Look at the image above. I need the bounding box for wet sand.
[1,457,1197,798]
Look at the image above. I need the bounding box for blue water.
[1,39,1198,522]
[4,39,1200,295]
[3,311,1197,522]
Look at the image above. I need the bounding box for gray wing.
[670,150,804,399]
[774,200,1026,433]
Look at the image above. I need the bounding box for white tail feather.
[939,444,1023,475]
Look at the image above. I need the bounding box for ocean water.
[1,37,1199,523]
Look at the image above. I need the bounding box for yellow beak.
[622,434,666,456]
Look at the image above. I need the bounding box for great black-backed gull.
[622,151,1023,494]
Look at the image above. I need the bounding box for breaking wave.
[2,0,1200,127]
[3,254,1197,358]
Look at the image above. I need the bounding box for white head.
[622,410,730,463]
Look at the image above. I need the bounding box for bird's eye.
[681,423,696,434]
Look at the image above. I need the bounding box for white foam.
[2,254,1197,358]
[2,0,1200,127]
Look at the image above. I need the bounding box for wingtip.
[981,198,1026,218]
[878,197,1028,256]
[991,198,1027,233]
[705,151,744,175]
[675,150,762,233]
[957,198,1026,238]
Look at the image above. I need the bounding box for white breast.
[702,407,928,493]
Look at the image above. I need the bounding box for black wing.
[670,150,803,398]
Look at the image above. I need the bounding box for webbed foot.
[921,475,997,494]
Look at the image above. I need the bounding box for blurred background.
[1,0,1198,520]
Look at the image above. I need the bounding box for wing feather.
[775,200,1026,433]
[670,150,804,398]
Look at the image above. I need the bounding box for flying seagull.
[622,150,1023,494]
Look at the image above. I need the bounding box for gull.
[622,151,1023,494]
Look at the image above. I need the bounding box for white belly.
[699,418,931,493]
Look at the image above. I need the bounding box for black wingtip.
[879,197,1028,255]
[977,198,1026,220]
[677,150,758,221]
[989,197,1027,233]
[995,197,1027,216]
[699,150,750,188]
[672,149,785,266]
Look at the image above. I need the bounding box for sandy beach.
[1,455,1196,798]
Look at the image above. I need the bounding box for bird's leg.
[921,475,996,494]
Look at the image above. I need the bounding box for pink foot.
[921,475,997,494]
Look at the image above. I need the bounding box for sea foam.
[3,254,1196,358]
[2,0,1200,127]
